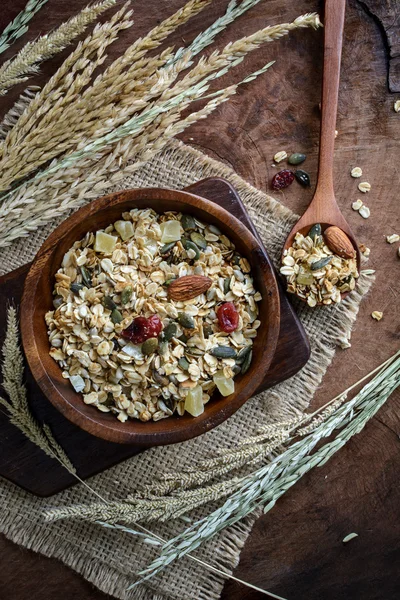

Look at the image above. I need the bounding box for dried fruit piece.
[295,169,311,187]
[217,302,239,333]
[147,315,162,336]
[273,150,287,163]
[213,371,235,396]
[122,315,161,344]
[184,385,204,416]
[351,167,362,178]
[307,223,321,242]
[288,153,306,165]
[358,181,371,193]
[114,220,134,241]
[296,272,314,286]
[271,169,295,190]
[181,214,196,231]
[94,231,117,254]
[323,226,355,259]
[168,275,212,301]
[210,345,237,358]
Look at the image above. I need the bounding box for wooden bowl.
[21,188,280,446]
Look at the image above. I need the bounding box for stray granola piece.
[386,234,400,244]
[358,181,371,193]
[358,205,370,219]
[273,150,287,163]
[359,243,370,257]
[351,167,362,178]
[371,311,383,321]
[352,199,363,211]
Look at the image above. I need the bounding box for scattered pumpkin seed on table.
[295,169,311,187]
[288,152,306,165]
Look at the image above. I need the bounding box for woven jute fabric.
[0,139,373,600]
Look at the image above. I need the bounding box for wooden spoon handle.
[315,0,346,202]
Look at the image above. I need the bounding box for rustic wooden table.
[0,1,399,599]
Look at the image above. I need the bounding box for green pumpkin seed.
[158,341,168,356]
[177,312,196,329]
[241,349,253,374]
[104,393,115,407]
[232,364,241,375]
[190,232,207,250]
[185,347,204,357]
[210,346,237,359]
[288,152,306,165]
[53,295,64,308]
[232,253,241,266]
[182,238,200,260]
[223,276,231,295]
[102,295,117,311]
[208,224,221,235]
[160,241,176,255]
[311,256,332,271]
[164,277,175,287]
[142,337,158,355]
[179,332,190,344]
[295,169,311,187]
[307,223,322,242]
[236,345,252,365]
[203,323,213,339]
[181,214,196,231]
[70,283,84,294]
[111,308,123,323]
[80,266,92,288]
[120,285,133,305]
[178,357,190,371]
[162,322,177,341]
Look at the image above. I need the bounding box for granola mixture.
[45,209,261,422]
[280,226,359,307]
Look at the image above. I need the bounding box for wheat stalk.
[0,86,39,141]
[0,0,48,55]
[0,0,117,95]
[0,307,76,472]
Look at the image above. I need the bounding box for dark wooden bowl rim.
[21,187,280,446]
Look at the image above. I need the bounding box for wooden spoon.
[282,0,361,301]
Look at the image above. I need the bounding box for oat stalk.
[0,306,76,472]
[0,0,116,95]
[0,0,48,55]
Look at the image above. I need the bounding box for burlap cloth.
[0,139,372,599]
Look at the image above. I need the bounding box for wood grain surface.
[0,1,399,599]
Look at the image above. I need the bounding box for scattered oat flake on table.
[352,199,363,211]
[358,181,371,193]
[371,311,383,321]
[359,243,370,257]
[343,533,359,543]
[386,234,399,244]
[273,150,287,163]
[359,205,370,219]
[394,100,400,113]
[351,167,362,178]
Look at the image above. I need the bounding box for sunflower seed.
[210,346,237,358]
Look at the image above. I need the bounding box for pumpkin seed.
[160,241,175,255]
[102,295,117,310]
[223,276,231,294]
[142,337,158,355]
[164,277,175,287]
[182,238,200,260]
[111,308,123,323]
[241,349,253,374]
[307,223,321,242]
[186,347,205,357]
[53,295,64,308]
[232,253,241,266]
[208,224,221,235]
[70,283,84,294]
[120,285,133,305]
[162,322,177,341]
[80,266,92,288]
[179,332,190,344]
[178,357,190,371]
[236,345,251,365]
[203,323,213,338]
[158,341,168,356]
[288,152,306,165]
[177,312,195,329]
[232,364,241,375]
[190,232,207,250]
[181,214,196,231]
[311,256,332,270]
[295,169,311,187]
[210,346,237,359]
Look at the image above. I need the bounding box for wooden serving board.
[0,177,310,497]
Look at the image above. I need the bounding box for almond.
[168,275,212,301]
[323,226,355,259]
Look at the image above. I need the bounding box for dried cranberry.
[121,315,163,344]
[271,169,295,191]
[217,302,239,333]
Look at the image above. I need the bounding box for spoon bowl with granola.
[21,187,280,445]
